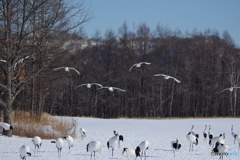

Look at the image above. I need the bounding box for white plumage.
[218,133,226,144]
[135,140,150,158]
[51,138,64,157]
[0,122,13,131]
[209,134,222,147]
[190,125,199,138]
[32,136,42,154]
[186,132,198,152]
[122,147,136,159]
[107,134,119,156]
[63,135,73,153]
[129,62,151,72]
[75,83,103,89]
[154,74,181,83]
[20,145,31,160]
[86,141,102,159]
[113,130,124,148]
[53,67,80,74]
[203,125,207,139]
[66,124,75,135]
[98,86,126,92]
[79,128,86,140]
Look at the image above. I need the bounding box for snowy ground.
[0,117,240,160]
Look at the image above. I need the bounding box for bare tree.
[0,0,92,136]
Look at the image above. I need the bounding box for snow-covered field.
[1,117,240,160]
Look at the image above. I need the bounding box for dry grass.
[10,110,77,139]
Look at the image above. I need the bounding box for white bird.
[212,141,229,160]
[231,125,237,144]
[154,74,181,83]
[218,133,226,144]
[203,125,208,139]
[75,83,103,89]
[86,141,102,160]
[53,67,80,74]
[186,132,198,152]
[79,128,86,140]
[51,138,64,157]
[135,140,150,158]
[0,122,13,131]
[113,130,124,148]
[122,147,136,159]
[107,132,123,156]
[218,86,240,94]
[66,124,75,135]
[15,56,29,68]
[98,86,126,92]
[20,145,31,160]
[171,139,181,158]
[190,125,199,138]
[208,125,213,140]
[129,62,151,72]
[32,136,42,154]
[63,135,73,153]
[209,134,222,147]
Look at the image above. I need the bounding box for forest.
[0,1,240,134]
[51,25,240,119]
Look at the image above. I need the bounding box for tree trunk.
[2,100,13,137]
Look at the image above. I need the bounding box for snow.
[1,117,240,160]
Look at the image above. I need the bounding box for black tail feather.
[107,141,109,149]
[119,135,124,141]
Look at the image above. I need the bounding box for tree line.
[1,1,240,137]
[43,22,240,119]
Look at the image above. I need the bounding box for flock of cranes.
[54,61,182,93]
[53,62,239,94]
[1,121,240,159]
[1,61,240,160]
[184,124,240,160]
[17,125,150,160]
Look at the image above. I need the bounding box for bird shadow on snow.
[155,148,172,152]
[73,153,88,156]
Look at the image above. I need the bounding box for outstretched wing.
[169,76,181,83]
[53,67,66,70]
[141,62,151,65]
[69,67,80,74]
[113,87,126,92]
[218,88,230,94]
[97,86,109,90]
[233,87,240,89]
[154,74,167,77]
[91,83,103,88]
[75,84,87,89]
[129,64,137,72]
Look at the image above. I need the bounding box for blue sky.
[80,0,240,47]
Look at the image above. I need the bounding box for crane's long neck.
[231,125,233,131]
